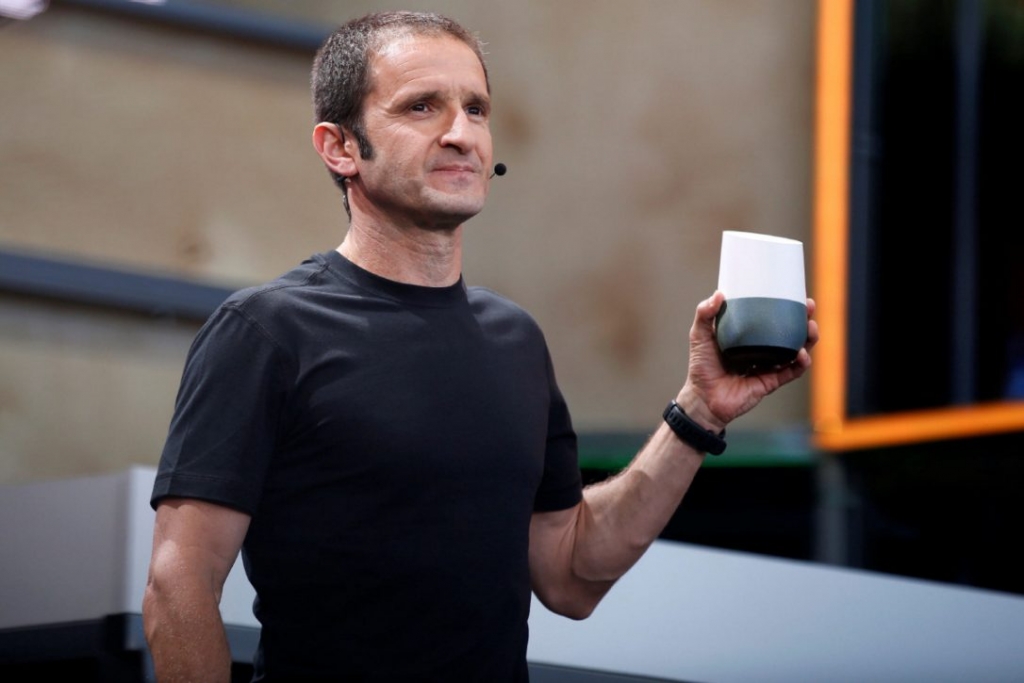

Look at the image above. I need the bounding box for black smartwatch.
[662,400,727,455]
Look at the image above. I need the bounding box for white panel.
[0,471,124,628]
[528,541,1024,683]
[0,467,258,629]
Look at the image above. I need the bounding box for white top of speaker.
[717,230,806,303]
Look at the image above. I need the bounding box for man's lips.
[431,164,481,175]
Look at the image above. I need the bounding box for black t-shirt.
[152,250,583,681]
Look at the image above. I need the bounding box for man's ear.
[312,122,358,178]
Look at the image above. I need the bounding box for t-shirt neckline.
[317,249,468,308]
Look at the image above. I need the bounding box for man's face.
[349,33,493,230]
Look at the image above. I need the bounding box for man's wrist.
[662,400,727,456]
[673,388,726,434]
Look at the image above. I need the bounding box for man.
[142,10,817,683]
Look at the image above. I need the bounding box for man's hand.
[681,290,818,431]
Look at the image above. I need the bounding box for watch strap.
[662,400,727,455]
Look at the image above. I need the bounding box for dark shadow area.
[841,430,1024,596]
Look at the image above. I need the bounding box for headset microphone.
[490,163,507,178]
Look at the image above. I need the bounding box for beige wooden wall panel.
[0,7,341,284]
[0,1,816,483]
[0,295,199,482]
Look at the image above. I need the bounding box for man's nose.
[439,109,472,151]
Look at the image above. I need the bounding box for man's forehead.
[369,32,487,92]
[373,30,427,61]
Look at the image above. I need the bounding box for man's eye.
[467,105,486,116]
[410,103,429,112]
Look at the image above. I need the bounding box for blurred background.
[1,0,1022,610]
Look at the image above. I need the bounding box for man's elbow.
[142,566,173,639]
[555,600,598,621]
[536,581,610,621]
[142,553,201,638]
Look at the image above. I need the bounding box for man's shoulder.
[184,253,358,356]
[468,285,530,314]
[467,286,545,336]
[221,252,336,315]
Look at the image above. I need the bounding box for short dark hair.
[311,11,490,215]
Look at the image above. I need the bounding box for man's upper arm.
[148,497,251,599]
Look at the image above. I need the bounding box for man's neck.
[338,218,463,288]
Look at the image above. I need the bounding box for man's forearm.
[531,418,706,620]
[573,420,705,584]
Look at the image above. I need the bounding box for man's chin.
[421,193,486,228]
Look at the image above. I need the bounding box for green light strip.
[577,427,817,471]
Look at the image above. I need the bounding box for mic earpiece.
[489,163,507,179]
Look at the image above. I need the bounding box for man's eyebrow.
[390,88,490,110]
[391,89,443,109]
[466,91,491,107]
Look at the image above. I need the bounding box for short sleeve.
[151,304,291,515]
[533,348,583,512]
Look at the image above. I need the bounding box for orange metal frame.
[810,0,1024,452]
